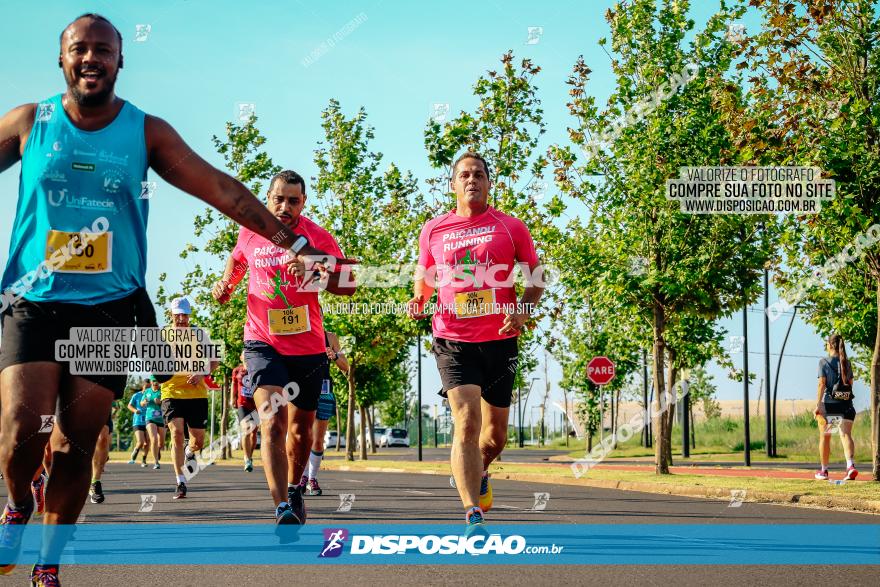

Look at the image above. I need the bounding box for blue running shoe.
[479,473,493,512]
[464,506,488,538]
[0,502,33,575]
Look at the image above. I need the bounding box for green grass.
[568,411,874,463]
[313,458,880,501]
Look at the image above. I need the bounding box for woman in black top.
[813,334,858,481]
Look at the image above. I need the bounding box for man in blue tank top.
[0,13,353,585]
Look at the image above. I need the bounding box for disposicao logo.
[319,528,349,558]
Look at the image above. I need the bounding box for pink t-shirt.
[417,206,539,343]
[232,216,343,356]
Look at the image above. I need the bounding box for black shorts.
[106,414,113,433]
[0,289,156,399]
[237,405,256,422]
[432,337,519,408]
[824,401,856,421]
[161,398,208,429]
[243,340,327,411]
[133,424,147,432]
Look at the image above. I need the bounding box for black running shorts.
[243,340,327,412]
[432,336,519,408]
[161,398,208,429]
[0,289,155,399]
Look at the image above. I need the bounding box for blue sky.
[0,0,867,426]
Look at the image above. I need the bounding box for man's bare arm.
[145,115,354,261]
[0,104,35,175]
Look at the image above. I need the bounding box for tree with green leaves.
[311,100,428,461]
[550,0,773,473]
[726,0,880,479]
[158,115,280,457]
[424,51,567,394]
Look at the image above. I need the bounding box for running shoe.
[88,481,104,504]
[127,458,135,465]
[32,474,47,517]
[140,462,147,468]
[464,506,487,538]
[814,469,829,480]
[173,483,187,500]
[244,459,253,473]
[275,502,296,525]
[153,463,160,470]
[30,564,60,586]
[305,478,322,496]
[844,467,859,481]
[479,472,493,512]
[288,486,307,524]
[0,502,33,575]
[297,473,308,490]
[184,448,196,463]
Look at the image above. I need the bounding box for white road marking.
[342,479,364,483]
[404,490,434,496]
[494,504,519,509]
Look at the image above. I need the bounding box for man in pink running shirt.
[212,170,355,530]
[407,151,544,532]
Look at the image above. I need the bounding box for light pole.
[416,332,422,462]
[518,377,539,448]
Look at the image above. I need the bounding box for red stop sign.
[587,356,616,386]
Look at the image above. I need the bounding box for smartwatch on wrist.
[290,234,309,254]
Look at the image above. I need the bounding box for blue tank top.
[1,94,149,304]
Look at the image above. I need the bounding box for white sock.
[308,450,323,479]
[846,459,854,469]
[176,474,186,484]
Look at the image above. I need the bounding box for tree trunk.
[610,388,616,449]
[345,364,357,461]
[358,404,368,461]
[665,349,678,466]
[872,280,880,480]
[652,302,670,474]
[690,401,696,449]
[367,405,377,454]
[220,379,229,459]
[335,388,342,453]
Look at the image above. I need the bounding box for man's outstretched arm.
[145,115,354,262]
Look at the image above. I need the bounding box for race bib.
[268,305,311,335]
[454,288,497,319]
[241,373,254,399]
[45,229,112,273]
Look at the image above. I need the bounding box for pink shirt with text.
[232,216,343,356]
[417,206,539,343]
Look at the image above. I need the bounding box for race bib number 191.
[268,306,311,335]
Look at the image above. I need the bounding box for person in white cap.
[159,297,216,499]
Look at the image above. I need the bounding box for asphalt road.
[2,462,878,586]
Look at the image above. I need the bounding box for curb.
[320,462,880,516]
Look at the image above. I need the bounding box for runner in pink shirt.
[408,152,544,533]
[213,170,355,531]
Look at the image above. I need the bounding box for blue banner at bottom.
[1,524,878,565]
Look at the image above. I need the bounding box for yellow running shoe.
[479,473,493,512]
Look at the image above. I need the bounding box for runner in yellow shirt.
[160,297,216,499]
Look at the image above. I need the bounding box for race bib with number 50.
[45,229,112,273]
